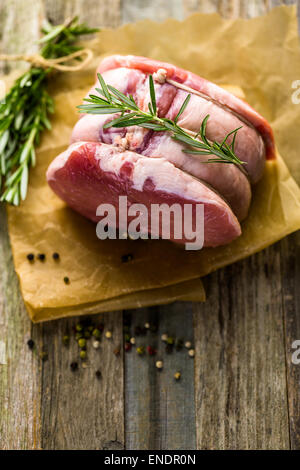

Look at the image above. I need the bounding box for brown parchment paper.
[3,5,300,322]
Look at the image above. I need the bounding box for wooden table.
[0,0,299,450]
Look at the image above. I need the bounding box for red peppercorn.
[124,342,132,352]
[147,346,156,356]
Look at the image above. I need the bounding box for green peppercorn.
[79,350,87,360]
[62,335,70,346]
[76,323,83,332]
[136,346,145,356]
[87,325,93,332]
[84,330,91,339]
[124,333,130,342]
[78,338,86,349]
[167,336,175,345]
[92,328,101,339]
[75,332,83,340]
[40,351,48,362]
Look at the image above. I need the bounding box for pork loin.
[47,142,241,247]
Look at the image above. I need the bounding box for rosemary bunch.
[0,17,98,205]
[79,73,244,166]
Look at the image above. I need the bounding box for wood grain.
[125,304,196,450]
[193,245,290,449]
[40,312,124,450]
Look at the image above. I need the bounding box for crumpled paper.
[3,5,300,322]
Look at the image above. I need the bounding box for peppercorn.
[161,333,168,342]
[70,362,78,371]
[188,349,195,358]
[121,253,133,263]
[93,340,100,350]
[92,328,101,339]
[76,323,83,332]
[124,333,131,343]
[174,371,181,381]
[37,253,46,261]
[114,347,121,356]
[95,370,102,379]
[64,276,70,285]
[87,325,93,332]
[78,338,86,349]
[136,346,145,356]
[125,342,131,352]
[52,252,60,260]
[156,360,163,370]
[79,350,87,360]
[129,337,135,345]
[175,339,184,351]
[167,336,175,345]
[27,253,34,262]
[147,345,156,356]
[144,322,150,329]
[62,335,70,346]
[105,331,112,339]
[84,330,91,339]
[27,339,35,350]
[185,341,192,349]
[82,362,88,369]
[75,332,83,340]
[40,351,48,362]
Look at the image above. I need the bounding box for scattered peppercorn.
[129,337,135,345]
[105,331,112,339]
[84,330,91,339]
[167,336,175,345]
[114,347,121,356]
[75,332,83,340]
[121,253,133,263]
[93,340,100,350]
[37,253,46,261]
[27,339,35,350]
[79,350,87,360]
[52,252,60,260]
[124,342,131,352]
[64,276,70,285]
[161,333,168,342]
[62,335,70,346]
[144,322,150,329]
[82,362,88,369]
[92,328,101,339]
[95,370,102,379]
[174,371,181,381]
[175,339,184,351]
[87,325,93,332]
[76,323,83,332]
[147,345,156,356]
[136,346,145,356]
[156,360,163,370]
[188,349,195,358]
[27,253,34,262]
[185,341,192,349]
[78,338,86,349]
[124,333,131,343]
[70,362,78,371]
[40,351,48,362]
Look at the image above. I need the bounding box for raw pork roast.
[47,55,275,247]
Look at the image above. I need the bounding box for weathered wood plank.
[193,245,290,449]
[122,0,184,23]
[280,232,300,450]
[44,0,121,28]
[125,304,196,450]
[0,206,42,450]
[41,311,124,450]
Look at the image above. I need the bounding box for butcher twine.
[0,48,93,72]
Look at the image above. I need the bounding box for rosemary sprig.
[0,16,98,205]
[78,73,244,166]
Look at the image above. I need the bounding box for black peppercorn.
[37,253,45,261]
[70,362,78,371]
[64,276,70,284]
[27,253,34,262]
[27,339,35,350]
[52,252,60,260]
[95,370,102,379]
[121,253,133,263]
